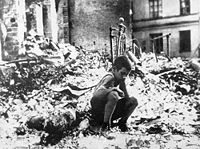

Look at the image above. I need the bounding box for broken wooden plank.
[156,68,183,77]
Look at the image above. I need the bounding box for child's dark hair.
[113,55,131,71]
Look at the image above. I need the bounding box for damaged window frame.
[149,0,162,19]
[180,0,190,15]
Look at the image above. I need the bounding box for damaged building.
[0,0,130,60]
[131,0,200,57]
[0,0,200,60]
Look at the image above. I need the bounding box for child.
[90,55,138,132]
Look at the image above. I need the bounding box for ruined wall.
[2,0,19,60]
[72,0,130,50]
[2,0,131,60]
[1,0,26,60]
[57,0,131,51]
[57,0,70,43]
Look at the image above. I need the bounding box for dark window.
[63,16,68,23]
[42,5,48,34]
[63,7,68,23]
[64,27,68,37]
[64,27,68,43]
[180,30,191,52]
[63,7,68,16]
[142,40,147,52]
[150,33,163,54]
[129,1,134,24]
[149,0,162,18]
[180,0,190,15]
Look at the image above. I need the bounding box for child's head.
[113,56,132,81]
[113,55,131,71]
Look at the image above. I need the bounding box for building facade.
[131,0,200,57]
[2,0,200,60]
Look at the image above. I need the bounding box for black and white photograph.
[0,0,200,148]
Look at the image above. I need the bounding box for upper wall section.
[132,0,200,20]
[71,0,130,50]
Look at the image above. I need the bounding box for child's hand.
[112,87,124,97]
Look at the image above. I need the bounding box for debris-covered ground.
[1,34,200,149]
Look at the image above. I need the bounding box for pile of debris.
[1,43,200,148]
[0,33,109,145]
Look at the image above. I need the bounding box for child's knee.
[128,97,138,107]
[90,96,104,111]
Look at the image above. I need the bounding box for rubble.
[0,41,200,148]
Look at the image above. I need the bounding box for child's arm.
[97,77,124,98]
[119,81,129,99]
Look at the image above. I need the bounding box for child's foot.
[118,123,129,132]
[100,131,115,140]
[89,125,101,133]
[101,122,110,131]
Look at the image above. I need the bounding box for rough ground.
[0,53,200,149]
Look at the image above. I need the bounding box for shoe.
[100,131,115,140]
[118,123,129,132]
[89,125,101,133]
[101,122,110,131]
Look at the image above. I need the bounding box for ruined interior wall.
[57,0,70,43]
[72,0,130,51]
[2,0,131,59]
[57,0,131,51]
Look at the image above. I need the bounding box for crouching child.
[90,55,138,132]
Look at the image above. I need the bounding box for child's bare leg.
[90,89,109,126]
[103,91,121,128]
[111,97,138,131]
[119,97,138,124]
